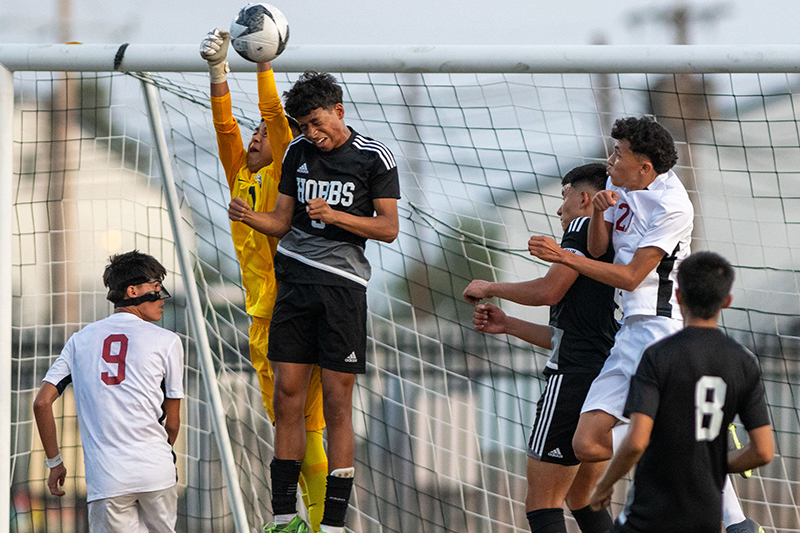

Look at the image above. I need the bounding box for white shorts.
[88,485,177,533]
[581,315,681,421]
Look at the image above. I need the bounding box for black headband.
[114,286,171,308]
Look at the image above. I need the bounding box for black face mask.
[114,279,171,308]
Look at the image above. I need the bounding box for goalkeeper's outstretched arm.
[201,28,231,97]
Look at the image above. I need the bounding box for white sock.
[320,526,344,533]
[722,476,746,526]
[612,423,629,453]
[274,514,295,525]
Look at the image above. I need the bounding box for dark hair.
[285,114,301,138]
[562,162,607,192]
[283,70,343,119]
[677,251,734,319]
[611,116,678,174]
[103,250,167,304]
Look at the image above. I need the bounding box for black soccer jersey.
[546,217,618,375]
[618,327,770,533]
[275,127,400,289]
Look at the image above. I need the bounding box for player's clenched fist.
[472,303,507,335]
[200,29,230,84]
[306,197,338,224]
[528,235,563,263]
[592,189,619,212]
[228,196,250,222]
[200,29,230,64]
[47,463,67,497]
[463,279,492,304]
[589,483,613,511]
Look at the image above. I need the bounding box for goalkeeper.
[200,29,328,531]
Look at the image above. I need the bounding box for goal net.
[3,47,799,533]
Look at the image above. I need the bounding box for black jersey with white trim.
[275,127,400,289]
[618,328,770,533]
[545,217,618,375]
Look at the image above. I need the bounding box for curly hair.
[103,250,166,303]
[283,70,343,119]
[562,162,607,193]
[611,117,678,174]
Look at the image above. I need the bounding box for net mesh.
[8,67,800,533]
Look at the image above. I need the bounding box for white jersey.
[603,170,693,319]
[43,312,184,502]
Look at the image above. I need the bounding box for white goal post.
[2,44,799,533]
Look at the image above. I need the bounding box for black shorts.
[268,281,367,374]
[527,372,597,466]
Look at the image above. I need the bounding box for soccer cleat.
[263,516,312,533]
[728,423,753,479]
[726,518,764,533]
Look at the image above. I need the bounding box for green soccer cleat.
[726,518,764,533]
[263,516,312,533]
[728,423,753,479]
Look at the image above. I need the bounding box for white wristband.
[45,454,63,469]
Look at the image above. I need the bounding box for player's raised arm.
[202,29,246,187]
[587,190,616,258]
[256,61,294,175]
[201,28,231,97]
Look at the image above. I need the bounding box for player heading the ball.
[229,71,400,533]
[200,22,328,532]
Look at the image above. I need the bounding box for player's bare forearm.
[164,398,181,446]
[504,317,553,349]
[530,238,664,292]
[307,197,399,243]
[587,211,612,259]
[465,263,578,307]
[33,383,61,460]
[210,80,229,98]
[472,303,552,349]
[229,194,293,238]
[727,425,774,473]
[34,385,69,496]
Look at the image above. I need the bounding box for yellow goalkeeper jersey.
[211,69,294,321]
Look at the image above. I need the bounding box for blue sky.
[3,0,800,46]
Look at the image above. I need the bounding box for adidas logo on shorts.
[345,351,358,363]
[547,448,563,459]
[297,163,309,174]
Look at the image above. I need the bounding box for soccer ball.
[230,3,290,63]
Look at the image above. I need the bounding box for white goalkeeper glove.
[200,28,230,84]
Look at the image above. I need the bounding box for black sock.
[270,458,303,516]
[526,508,566,533]
[571,504,613,533]
[320,474,354,528]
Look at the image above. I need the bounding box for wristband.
[45,453,63,469]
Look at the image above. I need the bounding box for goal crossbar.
[2,43,800,73]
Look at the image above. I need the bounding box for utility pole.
[629,3,731,250]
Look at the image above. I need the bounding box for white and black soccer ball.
[230,3,289,63]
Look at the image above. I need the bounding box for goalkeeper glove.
[200,28,230,84]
